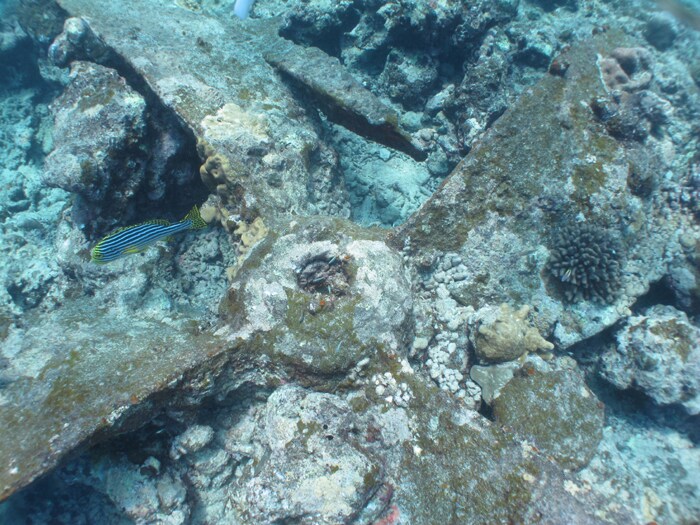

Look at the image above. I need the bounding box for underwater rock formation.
[601,305,700,414]
[492,357,605,470]
[52,0,426,228]
[43,61,148,227]
[240,386,381,524]
[390,32,688,348]
[219,218,413,384]
[1,0,699,522]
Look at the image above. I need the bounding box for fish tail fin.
[183,205,208,230]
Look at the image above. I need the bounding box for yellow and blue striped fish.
[91,205,208,264]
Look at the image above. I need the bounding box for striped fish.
[91,205,208,264]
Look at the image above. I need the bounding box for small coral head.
[547,222,623,303]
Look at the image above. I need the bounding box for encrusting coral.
[469,304,554,364]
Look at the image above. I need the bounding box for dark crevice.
[279,5,363,59]
[477,399,495,421]
[568,328,700,445]
[582,369,700,445]
[57,33,210,230]
[630,279,680,314]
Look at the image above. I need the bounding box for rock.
[445,47,509,150]
[42,61,148,229]
[3,257,58,310]
[0,19,29,56]
[469,361,519,404]
[170,425,215,460]
[529,0,578,12]
[334,126,434,227]
[371,355,615,524]
[14,0,66,45]
[666,257,700,311]
[600,305,700,414]
[390,34,679,348]
[514,29,558,69]
[48,17,111,68]
[339,0,517,77]
[219,217,413,384]
[68,453,190,524]
[379,50,439,111]
[157,474,187,514]
[264,43,426,161]
[242,386,381,525]
[54,0,426,226]
[577,414,700,523]
[468,304,553,364]
[277,0,358,57]
[0,300,232,500]
[492,359,605,470]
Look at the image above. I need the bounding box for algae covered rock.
[0,300,227,501]
[601,305,700,414]
[366,354,616,524]
[492,359,604,470]
[390,33,683,348]
[42,61,147,227]
[241,386,381,525]
[219,218,413,383]
[53,0,430,228]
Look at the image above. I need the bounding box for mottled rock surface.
[54,0,425,227]
[43,61,147,226]
[390,32,691,348]
[492,358,605,470]
[219,218,413,384]
[1,0,699,523]
[0,302,225,500]
[601,305,700,414]
[241,387,380,524]
[576,413,700,523]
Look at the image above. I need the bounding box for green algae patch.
[648,318,695,361]
[359,350,548,524]
[75,86,117,112]
[280,288,367,376]
[572,161,608,203]
[492,368,604,470]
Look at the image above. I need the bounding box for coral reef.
[1,0,699,523]
[547,222,624,303]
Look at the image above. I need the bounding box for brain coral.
[547,222,623,303]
